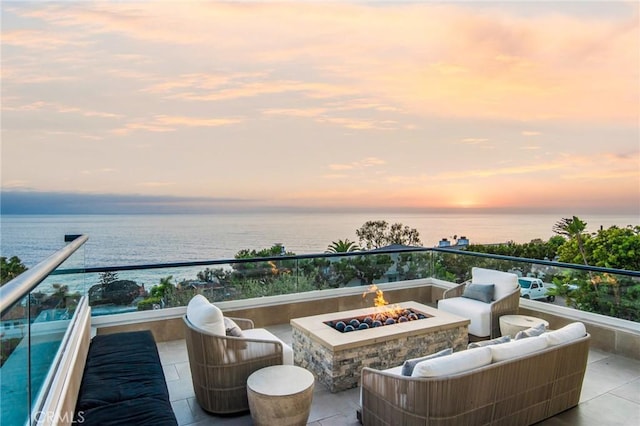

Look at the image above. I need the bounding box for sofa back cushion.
[490,335,548,362]
[471,267,519,301]
[411,346,492,378]
[544,322,586,346]
[514,323,546,340]
[401,348,453,376]
[186,295,225,335]
[468,335,510,349]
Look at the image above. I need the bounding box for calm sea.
[2,212,638,268]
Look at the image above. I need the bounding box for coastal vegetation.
[0,256,27,285]
[2,216,638,326]
[447,217,640,321]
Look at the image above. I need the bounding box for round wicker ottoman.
[500,314,549,338]
[247,365,315,426]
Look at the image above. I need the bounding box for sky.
[1,0,639,214]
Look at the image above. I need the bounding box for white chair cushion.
[243,328,294,365]
[411,346,492,378]
[490,335,548,362]
[544,322,586,346]
[471,267,519,301]
[186,295,225,335]
[438,296,492,337]
[381,365,404,376]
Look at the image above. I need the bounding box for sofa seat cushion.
[242,328,294,365]
[411,346,492,378]
[76,331,171,410]
[438,296,491,337]
[471,267,519,301]
[186,295,225,335]
[490,335,548,362]
[75,331,177,425]
[77,397,179,426]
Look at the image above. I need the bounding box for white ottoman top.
[247,365,314,396]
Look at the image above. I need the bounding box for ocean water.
[1,212,638,268]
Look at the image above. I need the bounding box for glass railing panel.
[432,248,639,322]
[53,247,637,321]
[68,249,434,313]
[1,295,31,426]
[0,237,86,426]
[29,250,85,421]
[543,266,640,321]
[432,250,545,284]
[83,265,211,315]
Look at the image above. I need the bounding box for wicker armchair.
[183,315,285,414]
[438,267,520,339]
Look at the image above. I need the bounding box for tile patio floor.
[158,323,640,426]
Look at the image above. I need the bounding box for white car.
[518,277,555,302]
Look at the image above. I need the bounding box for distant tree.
[197,267,230,283]
[356,220,422,250]
[325,239,360,253]
[351,254,394,285]
[585,225,640,271]
[465,236,566,265]
[232,244,296,282]
[0,256,27,285]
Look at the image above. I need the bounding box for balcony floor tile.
[158,324,640,426]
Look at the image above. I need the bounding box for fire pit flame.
[363,284,389,307]
[363,284,404,318]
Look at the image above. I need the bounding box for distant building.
[437,236,469,249]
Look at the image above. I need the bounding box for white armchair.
[438,267,520,338]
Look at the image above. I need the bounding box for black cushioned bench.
[74,330,178,426]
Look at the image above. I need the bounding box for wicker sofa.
[359,323,590,426]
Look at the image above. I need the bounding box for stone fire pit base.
[291,301,469,392]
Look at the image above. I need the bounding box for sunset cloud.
[1,1,637,214]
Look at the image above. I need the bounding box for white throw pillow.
[411,347,492,378]
[186,294,225,335]
[545,322,586,346]
[490,335,548,362]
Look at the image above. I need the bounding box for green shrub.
[137,296,163,311]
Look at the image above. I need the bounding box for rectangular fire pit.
[291,301,469,392]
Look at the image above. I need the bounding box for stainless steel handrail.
[0,234,88,316]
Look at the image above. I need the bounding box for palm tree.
[325,239,360,253]
[552,216,589,266]
[553,216,597,291]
